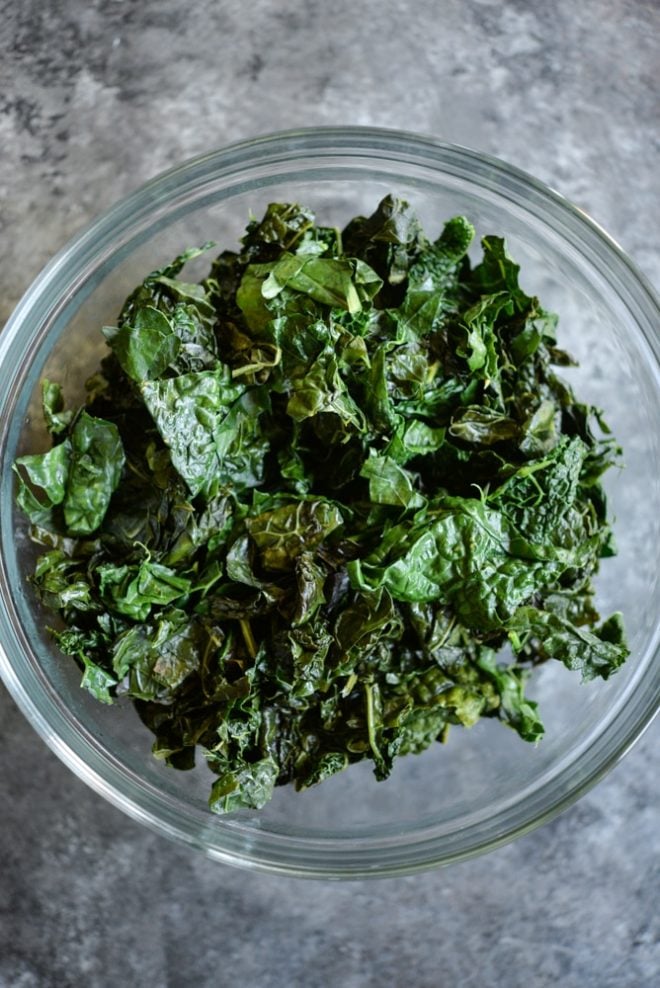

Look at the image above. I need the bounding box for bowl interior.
[1,134,658,876]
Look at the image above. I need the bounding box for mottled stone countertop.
[1,2,658,986]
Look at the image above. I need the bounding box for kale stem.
[239,619,258,660]
[426,360,440,384]
[364,681,383,765]
[437,614,456,648]
[341,671,358,697]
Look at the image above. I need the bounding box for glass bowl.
[0,128,658,879]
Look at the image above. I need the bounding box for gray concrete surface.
[1,1,658,985]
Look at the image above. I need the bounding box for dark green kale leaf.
[14,195,629,814]
[508,607,628,681]
[140,369,267,497]
[342,194,428,303]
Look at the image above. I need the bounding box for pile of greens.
[14,196,629,812]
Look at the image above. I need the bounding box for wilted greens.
[14,196,629,812]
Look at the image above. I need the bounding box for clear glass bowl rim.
[0,126,658,879]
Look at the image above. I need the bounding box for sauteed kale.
[14,196,629,811]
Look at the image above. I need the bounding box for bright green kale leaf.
[360,453,425,509]
[64,412,125,535]
[347,496,563,630]
[476,650,544,742]
[14,442,71,526]
[209,756,279,813]
[33,551,95,612]
[104,305,180,383]
[41,379,73,434]
[97,558,191,621]
[15,411,125,535]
